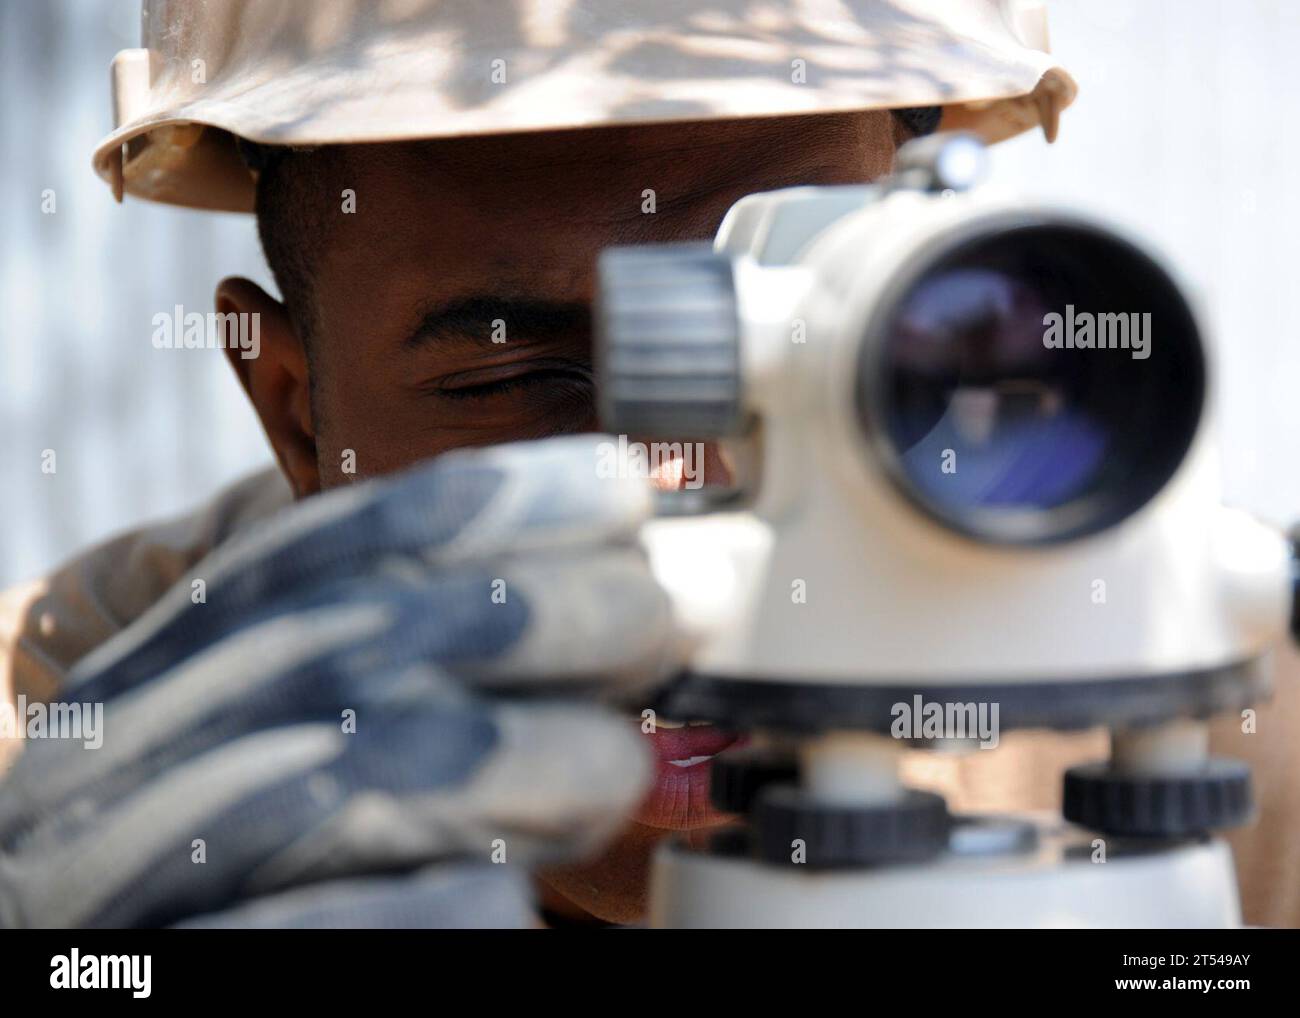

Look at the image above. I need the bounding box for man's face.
[219,111,898,923]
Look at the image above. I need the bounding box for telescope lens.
[863,221,1204,543]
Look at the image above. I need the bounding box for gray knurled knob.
[1062,758,1253,837]
[595,242,743,438]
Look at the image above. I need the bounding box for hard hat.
[92,0,1076,213]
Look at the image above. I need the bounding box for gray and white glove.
[0,435,678,927]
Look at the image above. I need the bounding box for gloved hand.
[0,435,679,928]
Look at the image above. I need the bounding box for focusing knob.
[754,786,951,868]
[710,747,800,815]
[595,243,742,437]
[1062,759,1253,837]
[890,131,987,193]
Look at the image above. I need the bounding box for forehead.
[348,114,881,210]
[318,113,892,311]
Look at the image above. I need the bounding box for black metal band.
[652,656,1270,736]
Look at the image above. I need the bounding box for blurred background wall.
[2,0,1298,586]
[1,0,273,586]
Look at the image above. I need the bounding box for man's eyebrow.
[402,296,590,350]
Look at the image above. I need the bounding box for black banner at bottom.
[1,928,1294,1005]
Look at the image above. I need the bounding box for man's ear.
[215,277,320,498]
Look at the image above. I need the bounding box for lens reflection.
[866,223,1204,541]
[888,267,1107,509]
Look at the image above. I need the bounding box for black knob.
[1062,758,1253,837]
[710,747,800,815]
[754,785,951,869]
[595,243,742,438]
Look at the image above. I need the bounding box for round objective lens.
[861,222,1204,543]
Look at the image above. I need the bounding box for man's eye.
[430,366,593,401]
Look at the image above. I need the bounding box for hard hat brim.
[92,1,1077,213]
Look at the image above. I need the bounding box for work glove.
[0,435,678,928]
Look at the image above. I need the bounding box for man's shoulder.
[0,466,293,704]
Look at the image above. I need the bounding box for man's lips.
[633,723,746,830]
[646,724,739,763]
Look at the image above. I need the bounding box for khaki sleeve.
[0,466,292,775]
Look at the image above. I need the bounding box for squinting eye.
[428,366,594,402]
